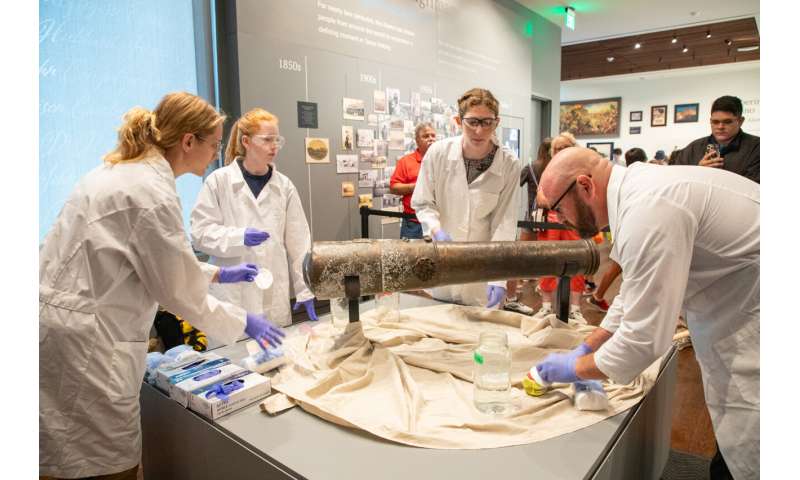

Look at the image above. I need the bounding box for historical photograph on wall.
[358,169,378,188]
[651,105,668,127]
[629,110,643,122]
[388,129,405,150]
[341,181,355,197]
[373,90,387,114]
[356,128,374,148]
[336,154,358,174]
[342,97,366,121]
[559,97,621,138]
[341,126,354,151]
[304,137,330,164]
[386,87,400,116]
[674,103,699,123]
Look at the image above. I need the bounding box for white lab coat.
[39,153,247,478]
[191,160,313,327]
[411,135,521,305]
[594,163,759,479]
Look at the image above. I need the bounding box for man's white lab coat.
[594,163,759,479]
[191,160,313,326]
[411,136,521,305]
[39,153,246,478]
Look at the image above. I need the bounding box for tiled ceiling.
[561,18,760,80]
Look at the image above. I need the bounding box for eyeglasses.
[549,179,577,213]
[196,134,223,157]
[251,135,286,149]
[461,117,497,129]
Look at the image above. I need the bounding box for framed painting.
[629,110,642,122]
[586,142,614,159]
[674,103,699,123]
[651,105,667,127]
[559,97,621,138]
[629,126,641,135]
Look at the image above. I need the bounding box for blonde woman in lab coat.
[39,92,285,479]
[411,88,522,307]
[191,108,317,327]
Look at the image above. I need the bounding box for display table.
[141,294,677,480]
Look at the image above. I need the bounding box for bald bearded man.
[534,147,759,480]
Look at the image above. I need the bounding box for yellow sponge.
[522,368,550,396]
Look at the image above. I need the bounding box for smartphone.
[706,144,720,158]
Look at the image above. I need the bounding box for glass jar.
[330,297,350,328]
[473,330,512,415]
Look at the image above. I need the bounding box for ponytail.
[103,107,160,164]
[224,120,244,166]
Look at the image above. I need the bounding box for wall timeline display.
[559,97,621,138]
[304,137,330,164]
[297,101,318,129]
[342,97,366,121]
[336,154,358,174]
[373,90,387,114]
[386,87,400,115]
[674,103,699,123]
[356,128,374,148]
[651,105,667,127]
[629,111,642,122]
[341,126,354,151]
[586,142,614,159]
[341,181,355,197]
[629,126,641,135]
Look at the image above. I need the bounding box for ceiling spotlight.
[606,56,615,62]
[725,39,733,46]
[706,31,712,39]
[682,45,689,53]
[671,36,678,44]
[737,45,760,52]
[634,42,641,49]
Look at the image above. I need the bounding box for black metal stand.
[554,275,571,323]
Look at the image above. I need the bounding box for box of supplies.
[188,371,271,421]
[169,362,247,407]
[155,352,226,392]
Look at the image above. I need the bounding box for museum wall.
[223,0,561,241]
[560,61,760,160]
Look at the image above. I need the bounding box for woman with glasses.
[191,108,318,327]
[412,88,522,308]
[40,93,283,479]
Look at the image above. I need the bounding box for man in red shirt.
[390,123,437,239]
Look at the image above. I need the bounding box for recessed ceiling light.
[737,46,760,52]
[682,46,689,53]
[706,31,712,39]
[671,36,678,44]
[606,56,615,62]
[634,42,641,49]
[725,39,733,46]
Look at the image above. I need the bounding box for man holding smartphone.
[672,95,759,183]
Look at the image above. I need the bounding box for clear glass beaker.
[330,297,350,328]
[473,330,512,415]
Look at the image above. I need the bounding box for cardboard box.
[188,371,271,421]
[155,352,226,392]
[169,363,247,407]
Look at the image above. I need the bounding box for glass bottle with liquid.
[473,331,512,415]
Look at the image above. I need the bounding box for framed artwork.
[674,103,700,123]
[559,97,621,138]
[651,105,667,127]
[586,142,614,159]
[304,137,330,164]
[629,126,641,135]
[629,110,642,122]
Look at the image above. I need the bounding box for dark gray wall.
[225,0,561,241]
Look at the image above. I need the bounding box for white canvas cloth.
[266,305,663,449]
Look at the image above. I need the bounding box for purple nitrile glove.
[432,229,452,242]
[244,227,270,246]
[218,263,259,283]
[536,351,580,384]
[293,298,319,321]
[245,312,286,349]
[486,285,506,308]
[567,342,592,360]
